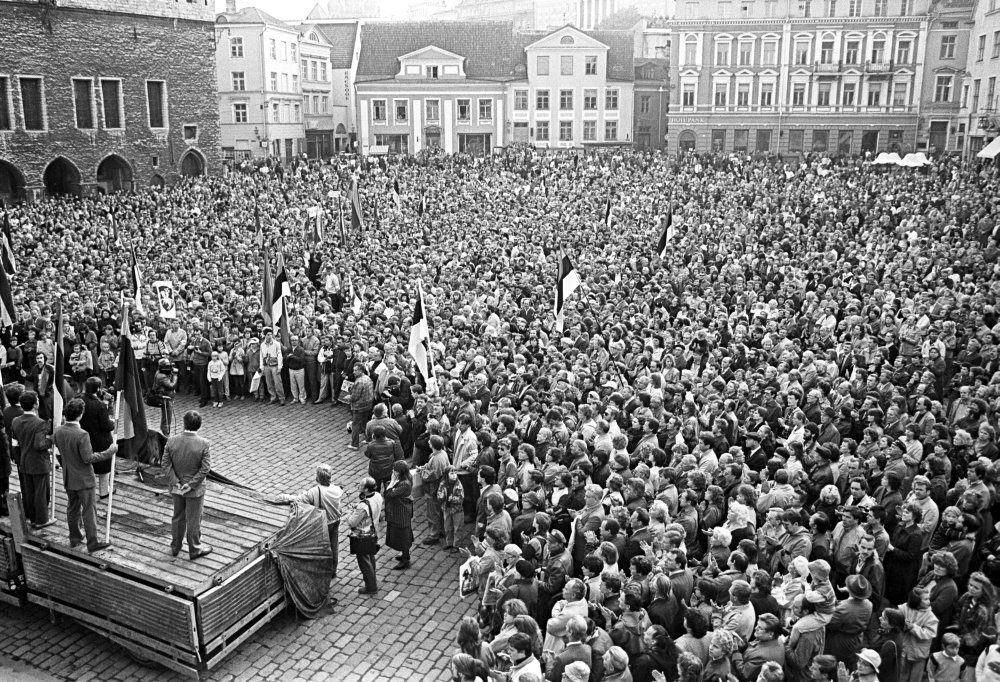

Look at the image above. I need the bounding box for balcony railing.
[866,60,892,72]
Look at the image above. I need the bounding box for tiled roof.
[512,26,635,81]
[216,7,296,30]
[315,22,360,69]
[356,21,517,81]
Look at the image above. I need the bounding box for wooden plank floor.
[1,460,288,598]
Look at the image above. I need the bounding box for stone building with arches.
[0,0,221,204]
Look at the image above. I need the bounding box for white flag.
[153,280,176,319]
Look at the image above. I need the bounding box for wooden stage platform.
[1,460,291,678]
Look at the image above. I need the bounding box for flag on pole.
[114,312,148,460]
[109,211,121,246]
[254,203,264,251]
[153,280,176,319]
[305,205,324,245]
[0,260,14,328]
[336,198,348,245]
[350,276,362,316]
[603,197,613,227]
[541,177,548,198]
[553,251,582,334]
[0,200,16,276]
[655,209,675,259]
[271,248,291,346]
[408,280,436,393]
[349,178,364,232]
[128,243,145,315]
[307,250,323,289]
[53,302,66,433]
[373,201,381,231]
[261,245,273,326]
[391,179,402,210]
[418,191,428,217]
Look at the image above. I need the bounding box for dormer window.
[426,66,439,79]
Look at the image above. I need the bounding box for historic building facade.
[641,0,965,156]
[0,0,220,203]
[959,0,1000,157]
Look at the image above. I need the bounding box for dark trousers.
[332,372,346,402]
[66,486,98,548]
[159,397,174,436]
[356,550,377,591]
[23,472,50,524]
[351,409,371,447]
[175,359,190,392]
[305,359,319,401]
[192,364,210,405]
[171,494,205,556]
[328,521,340,578]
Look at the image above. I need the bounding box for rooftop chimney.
[226,0,237,13]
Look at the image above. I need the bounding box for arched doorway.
[96,155,133,193]
[679,130,697,151]
[0,160,26,205]
[179,150,205,177]
[43,157,82,197]
[150,174,165,188]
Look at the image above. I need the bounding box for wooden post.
[105,392,121,542]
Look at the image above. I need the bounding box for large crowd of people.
[2,145,1000,682]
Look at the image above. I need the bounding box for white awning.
[977,136,1000,159]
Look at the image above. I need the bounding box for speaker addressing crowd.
[1,146,1000,682]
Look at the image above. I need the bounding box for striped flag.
[128,243,144,315]
[553,251,581,334]
[261,245,273,326]
[254,203,264,251]
[350,276,362,316]
[114,312,148,460]
[271,249,291,346]
[109,211,121,246]
[407,280,435,393]
[391,179,402,210]
[603,197,613,227]
[656,209,675,259]
[0,257,14,328]
[349,178,364,232]
[0,200,16,275]
[418,191,427,217]
[53,302,66,431]
[305,205,324,245]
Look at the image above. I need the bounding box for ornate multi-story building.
[640,0,971,155]
[216,5,305,161]
[960,0,1000,157]
[0,0,220,203]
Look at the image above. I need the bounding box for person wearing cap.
[825,574,873,668]
[274,463,344,580]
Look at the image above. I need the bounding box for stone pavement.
[0,394,474,681]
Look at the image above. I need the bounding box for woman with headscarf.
[383,460,414,570]
[883,503,925,606]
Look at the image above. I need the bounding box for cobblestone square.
[0,395,468,681]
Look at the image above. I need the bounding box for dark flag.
[373,201,381,231]
[418,191,427,217]
[261,244,273,326]
[349,178,364,232]
[603,197,613,227]
[0,257,14,328]
[114,312,148,461]
[407,280,435,393]
[307,250,323,290]
[0,199,16,275]
[271,249,291,346]
[553,250,581,333]
[656,209,675,259]
[128,243,145,315]
[391,179,402,210]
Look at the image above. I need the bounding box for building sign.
[672,117,708,125]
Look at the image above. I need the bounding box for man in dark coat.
[365,424,403,492]
[162,410,213,559]
[11,391,53,528]
[53,398,117,552]
[80,377,115,498]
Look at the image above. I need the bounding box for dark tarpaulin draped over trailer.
[267,503,333,618]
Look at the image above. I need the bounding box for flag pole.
[107,295,126,542]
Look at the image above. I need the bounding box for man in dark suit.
[53,398,116,552]
[11,391,54,528]
[80,377,115,498]
[162,410,212,560]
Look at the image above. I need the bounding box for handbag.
[349,499,379,555]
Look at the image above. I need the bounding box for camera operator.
[80,377,116,498]
[150,359,178,435]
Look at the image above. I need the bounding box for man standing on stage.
[53,398,117,553]
[80,377,115,498]
[12,391,54,529]
[162,410,213,560]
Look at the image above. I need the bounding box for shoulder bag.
[349,499,379,555]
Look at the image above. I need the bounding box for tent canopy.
[977,136,1000,160]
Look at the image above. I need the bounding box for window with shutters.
[146,80,165,128]
[19,77,44,130]
[73,78,94,129]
